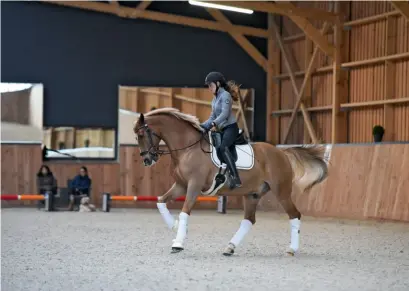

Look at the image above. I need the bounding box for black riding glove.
[200,124,210,132]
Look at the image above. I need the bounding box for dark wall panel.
[1,1,266,140]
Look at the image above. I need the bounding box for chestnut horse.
[133,108,328,256]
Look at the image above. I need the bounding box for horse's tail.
[282,145,329,193]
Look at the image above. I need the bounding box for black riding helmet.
[205,72,227,95]
[205,71,226,86]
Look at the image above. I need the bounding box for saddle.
[211,129,248,162]
[201,129,253,196]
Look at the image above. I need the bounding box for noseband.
[134,123,211,158]
[135,124,162,157]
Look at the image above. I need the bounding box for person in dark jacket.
[200,71,242,189]
[68,166,92,211]
[36,165,57,209]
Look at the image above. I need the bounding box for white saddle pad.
[208,132,255,170]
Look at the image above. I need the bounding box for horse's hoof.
[223,244,235,256]
[286,249,295,256]
[223,250,234,256]
[171,247,184,254]
[171,240,184,253]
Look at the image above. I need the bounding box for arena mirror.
[42,127,117,160]
[1,82,44,143]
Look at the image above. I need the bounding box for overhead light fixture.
[188,0,254,14]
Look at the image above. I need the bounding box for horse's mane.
[145,107,204,132]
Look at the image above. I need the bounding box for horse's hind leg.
[157,182,186,231]
[274,183,302,256]
[223,182,270,256]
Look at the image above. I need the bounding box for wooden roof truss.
[40,1,409,144]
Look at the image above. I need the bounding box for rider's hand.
[200,124,209,132]
[210,122,217,132]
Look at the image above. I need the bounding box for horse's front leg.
[157,182,186,231]
[171,181,201,253]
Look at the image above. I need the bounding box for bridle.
[134,123,212,159]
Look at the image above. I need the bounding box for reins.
[135,124,212,158]
[156,132,212,156]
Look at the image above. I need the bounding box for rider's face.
[208,82,217,94]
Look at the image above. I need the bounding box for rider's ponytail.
[223,80,240,102]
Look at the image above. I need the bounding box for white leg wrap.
[229,219,253,247]
[172,212,189,248]
[157,203,177,230]
[289,218,301,252]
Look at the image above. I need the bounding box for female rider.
[200,71,242,189]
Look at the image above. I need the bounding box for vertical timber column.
[169,88,174,108]
[132,87,139,112]
[331,1,349,144]
[303,38,313,144]
[383,15,397,141]
[266,14,280,144]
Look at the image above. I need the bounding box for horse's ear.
[139,113,145,125]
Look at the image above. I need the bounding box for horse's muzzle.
[142,153,158,167]
[143,158,152,166]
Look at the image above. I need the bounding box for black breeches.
[218,123,239,160]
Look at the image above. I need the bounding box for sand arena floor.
[1,208,409,291]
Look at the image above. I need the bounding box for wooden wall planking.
[276,1,409,144]
[0,144,240,210]
[265,143,409,221]
[2,143,408,221]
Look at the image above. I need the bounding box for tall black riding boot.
[222,147,242,189]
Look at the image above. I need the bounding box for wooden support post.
[303,37,313,144]
[266,14,280,144]
[169,88,174,108]
[331,1,349,144]
[384,15,398,141]
[132,87,139,112]
[236,90,250,140]
[279,22,331,144]
[235,90,248,120]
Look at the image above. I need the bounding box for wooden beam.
[271,20,319,144]
[129,1,152,18]
[206,8,267,70]
[344,10,400,27]
[274,52,409,80]
[236,90,250,140]
[208,1,335,57]
[272,97,409,115]
[266,14,280,144]
[41,1,269,38]
[136,1,152,11]
[390,1,409,21]
[303,35,313,144]
[285,15,335,58]
[281,22,331,144]
[331,2,349,144]
[210,1,340,22]
[384,15,398,141]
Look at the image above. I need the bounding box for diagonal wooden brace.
[206,8,267,70]
[282,22,331,144]
[271,20,321,144]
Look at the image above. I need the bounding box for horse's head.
[133,113,161,167]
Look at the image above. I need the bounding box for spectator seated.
[68,166,92,211]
